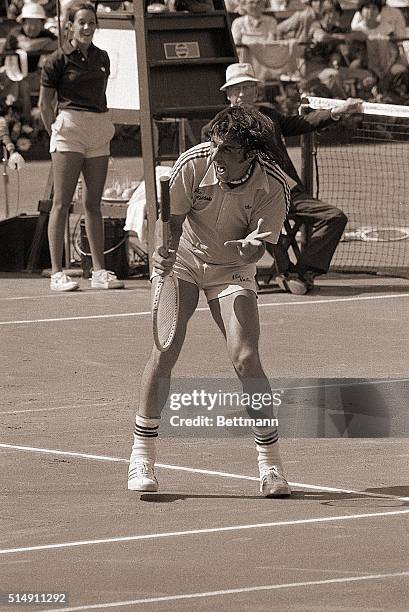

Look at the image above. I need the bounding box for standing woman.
[39,1,124,291]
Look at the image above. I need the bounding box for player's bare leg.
[128,280,199,492]
[209,290,291,497]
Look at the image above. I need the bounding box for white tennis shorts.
[50,109,115,158]
[169,243,258,302]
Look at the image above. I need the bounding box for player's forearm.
[154,214,185,253]
[169,214,185,253]
[39,86,57,135]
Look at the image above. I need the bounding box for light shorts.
[153,243,258,302]
[50,109,115,158]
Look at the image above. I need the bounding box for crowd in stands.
[1,0,409,156]
[228,0,409,107]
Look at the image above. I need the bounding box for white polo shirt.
[170,142,290,265]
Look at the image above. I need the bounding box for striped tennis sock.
[252,426,284,474]
[131,415,160,463]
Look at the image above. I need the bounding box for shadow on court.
[140,488,409,505]
[257,279,409,296]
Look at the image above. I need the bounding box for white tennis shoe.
[260,466,291,498]
[128,459,158,492]
[50,272,79,292]
[91,269,124,289]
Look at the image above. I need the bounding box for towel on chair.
[124,165,173,250]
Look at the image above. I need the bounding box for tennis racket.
[342,227,409,242]
[152,176,179,352]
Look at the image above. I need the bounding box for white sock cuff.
[252,426,279,446]
[135,415,160,428]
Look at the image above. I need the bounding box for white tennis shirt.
[169,142,291,265]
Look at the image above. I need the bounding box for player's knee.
[231,348,260,378]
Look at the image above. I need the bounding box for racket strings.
[154,276,179,349]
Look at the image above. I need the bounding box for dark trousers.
[268,195,348,275]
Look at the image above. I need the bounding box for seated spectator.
[351,0,409,101]
[277,0,322,41]
[232,0,289,83]
[4,2,57,121]
[231,0,278,47]
[0,96,26,170]
[7,0,57,20]
[306,1,375,98]
[351,0,407,39]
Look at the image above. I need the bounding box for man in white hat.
[203,62,362,294]
[4,2,57,120]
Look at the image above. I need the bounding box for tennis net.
[302,97,409,277]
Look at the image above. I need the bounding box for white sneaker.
[128,459,158,492]
[91,269,124,289]
[50,272,79,292]
[260,466,291,498]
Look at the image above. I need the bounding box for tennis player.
[202,63,363,295]
[128,106,293,497]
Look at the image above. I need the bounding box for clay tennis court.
[1,266,409,611]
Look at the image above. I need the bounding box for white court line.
[0,401,121,415]
[1,443,409,502]
[43,571,409,612]
[1,510,409,556]
[0,311,150,325]
[1,292,409,326]
[0,290,138,302]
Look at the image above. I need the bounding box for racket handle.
[160,175,171,253]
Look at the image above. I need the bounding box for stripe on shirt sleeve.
[260,157,291,214]
[169,143,213,188]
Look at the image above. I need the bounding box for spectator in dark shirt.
[202,63,362,294]
[4,3,57,121]
[306,1,375,99]
[39,1,124,292]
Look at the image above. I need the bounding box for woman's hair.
[65,1,98,25]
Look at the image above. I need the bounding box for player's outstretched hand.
[224,218,272,262]
[152,246,176,277]
[331,98,363,119]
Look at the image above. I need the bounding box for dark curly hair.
[208,105,286,166]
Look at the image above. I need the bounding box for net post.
[300,132,314,198]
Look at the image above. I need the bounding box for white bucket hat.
[17,2,47,21]
[220,63,261,91]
